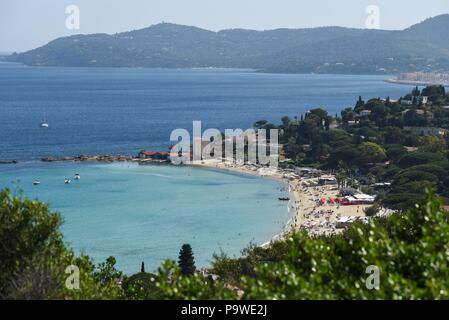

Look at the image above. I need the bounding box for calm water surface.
[0,162,288,273]
[0,63,408,160]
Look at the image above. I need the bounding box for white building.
[359,110,372,117]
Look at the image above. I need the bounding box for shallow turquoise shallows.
[0,162,288,273]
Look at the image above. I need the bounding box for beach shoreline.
[190,160,302,245]
[190,159,374,245]
[1,156,374,250]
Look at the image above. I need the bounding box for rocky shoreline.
[1,154,172,164]
[0,160,19,164]
[41,154,136,162]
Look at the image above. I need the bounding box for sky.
[1,0,448,52]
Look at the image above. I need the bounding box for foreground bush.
[211,189,449,299]
[0,189,122,299]
[145,189,449,299]
[1,188,448,299]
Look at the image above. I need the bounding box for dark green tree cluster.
[256,86,449,208]
[0,189,123,299]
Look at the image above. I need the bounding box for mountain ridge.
[6,14,449,74]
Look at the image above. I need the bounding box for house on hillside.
[359,110,372,117]
[346,120,359,126]
[403,126,448,136]
[400,99,413,106]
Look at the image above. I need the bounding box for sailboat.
[40,112,49,128]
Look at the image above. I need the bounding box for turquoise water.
[0,162,288,273]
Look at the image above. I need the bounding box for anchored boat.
[40,112,49,128]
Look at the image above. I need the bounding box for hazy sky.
[1,0,448,52]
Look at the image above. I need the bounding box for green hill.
[7,14,449,74]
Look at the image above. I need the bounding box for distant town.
[387,72,449,86]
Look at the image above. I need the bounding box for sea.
[0,62,409,273]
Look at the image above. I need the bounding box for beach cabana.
[353,194,375,204]
[341,197,357,205]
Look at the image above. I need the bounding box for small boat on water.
[74,174,81,180]
[278,197,290,201]
[64,178,71,184]
[40,112,49,128]
[33,180,41,185]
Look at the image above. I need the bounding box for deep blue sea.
[0,62,408,161]
[0,62,410,273]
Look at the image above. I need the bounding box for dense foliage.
[272,85,449,209]
[130,189,449,299]
[0,189,123,299]
[2,188,448,299]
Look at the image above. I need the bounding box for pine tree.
[178,244,196,276]
[355,96,365,108]
[141,261,145,273]
[412,86,421,97]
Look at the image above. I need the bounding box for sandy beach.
[191,159,371,241]
[288,179,369,237]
